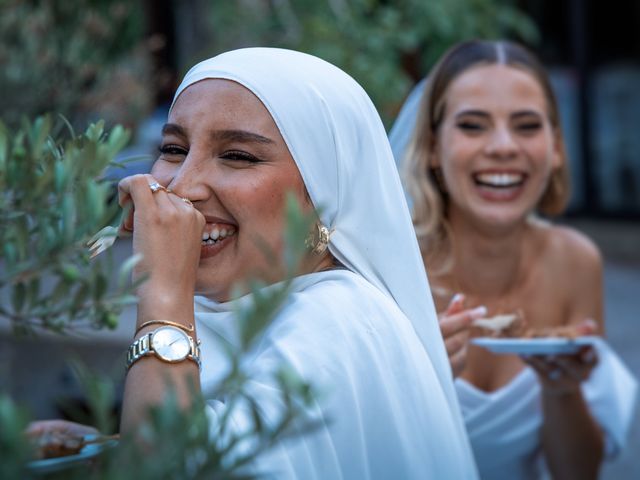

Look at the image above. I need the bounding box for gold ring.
[181,197,193,207]
[149,182,167,193]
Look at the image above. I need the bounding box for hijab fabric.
[172,48,476,476]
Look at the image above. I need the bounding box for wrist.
[541,384,582,399]
[137,278,194,302]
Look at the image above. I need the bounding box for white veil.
[172,47,461,424]
[388,77,427,166]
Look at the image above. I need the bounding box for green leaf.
[11,282,26,313]
[93,272,108,300]
[70,283,90,313]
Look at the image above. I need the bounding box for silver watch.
[126,326,201,370]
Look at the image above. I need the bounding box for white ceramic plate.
[26,435,118,474]
[471,336,598,355]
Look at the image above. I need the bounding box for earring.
[305,222,332,255]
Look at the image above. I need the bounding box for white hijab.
[388,77,427,166]
[173,48,475,476]
[174,47,455,399]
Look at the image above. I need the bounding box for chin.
[471,205,531,232]
[194,273,228,300]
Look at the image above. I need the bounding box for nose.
[166,154,211,203]
[485,125,518,159]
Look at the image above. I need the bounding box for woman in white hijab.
[114,47,478,478]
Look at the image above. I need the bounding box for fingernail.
[451,293,464,304]
[583,318,598,332]
[470,306,487,319]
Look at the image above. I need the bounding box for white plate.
[471,336,598,355]
[26,435,118,474]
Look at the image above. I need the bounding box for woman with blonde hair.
[392,39,637,479]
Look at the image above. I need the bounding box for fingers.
[449,342,468,378]
[574,318,599,336]
[579,345,598,365]
[444,329,469,356]
[439,305,487,338]
[117,174,200,232]
[522,346,598,392]
[25,420,99,439]
[118,174,158,233]
[118,174,162,211]
[444,293,466,315]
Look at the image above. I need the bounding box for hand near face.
[439,293,487,377]
[522,318,599,395]
[118,174,205,300]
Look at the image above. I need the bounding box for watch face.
[151,327,190,362]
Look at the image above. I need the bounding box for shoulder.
[284,269,404,323]
[542,223,603,274]
[528,217,602,275]
[530,221,604,326]
[258,270,417,369]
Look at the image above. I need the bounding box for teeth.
[475,172,524,187]
[201,225,236,244]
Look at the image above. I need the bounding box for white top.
[455,337,638,479]
[196,270,478,479]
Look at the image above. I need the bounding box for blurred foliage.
[0,115,141,334]
[0,0,152,130]
[203,0,538,124]
[0,193,320,479]
[0,396,33,479]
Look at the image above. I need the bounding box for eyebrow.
[455,110,489,120]
[161,123,274,144]
[454,109,543,119]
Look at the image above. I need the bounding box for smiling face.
[151,79,310,300]
[433,64,562,230]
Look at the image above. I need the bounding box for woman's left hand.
[522,319,599,395]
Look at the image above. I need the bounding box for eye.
[220,150,262,163]
[158,144,188,157]
[515,122,542,134]
[456,121,485,133]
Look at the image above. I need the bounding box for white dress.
[196,270,478,479]
[455,338,638,479]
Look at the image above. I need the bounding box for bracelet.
[135,319,195,337]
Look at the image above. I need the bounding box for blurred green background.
[1,1,638,478]
[3,0,639,216]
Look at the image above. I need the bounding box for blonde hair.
[402,40,570,270]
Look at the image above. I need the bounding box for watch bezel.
[151,326,191,363]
